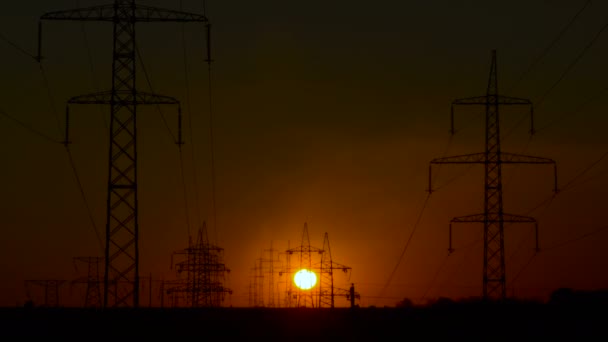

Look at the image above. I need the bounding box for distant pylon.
[38,0,211,307]
[25,280,66,307]
[72,257,103,308]
[286,223,323,308]
[318,232,353,308]
[429,50,558,300]
[256,257,265,307]
[168,223,232,307]
[262,241,279,307]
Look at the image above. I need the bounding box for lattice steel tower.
[429,50,558,300]
[169,223,232,307]
[286,223,323,308]
[72,256,104,308]
[37,0,210,307]
[318,232,352,308]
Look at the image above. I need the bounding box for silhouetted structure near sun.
[429,50,558,300]
[284,223,322,308]
[319,232,358,308]
[163,223,232,307]
[250,223,359,308]
[36,0,211,308]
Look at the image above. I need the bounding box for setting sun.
[293,269,317,290]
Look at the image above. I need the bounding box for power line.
[420,254,450,301]
[206,44,219,244]
[135,43,178,144]
[65,147,104,253]
[2,29,104,251]
[503,2,605,138]
[180,0,203,238]
[78,21,108,132]
[508,223,608,289]
[178,149,192,240]
[508,0,592,92]
[0,108,59,144]
[432,238,482,299]
[201,1,219,244]
[561,150,608,191]
[536,82,608,134]
[536,14,608,108]
[0,31,37,60]
[36,60,105,254]
[375,192,432,303]
[38,64,62,137]
[545,224,608,252]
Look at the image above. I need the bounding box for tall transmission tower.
[428,50,558,300]
[37,0,210,308]
[25,280,66,307]
[72,257,103,308]
[286,223,323,308]
[318,232,353,308]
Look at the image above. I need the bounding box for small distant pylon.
[255,257,265,307]
[318,232,353,308]
[429,50,558,300]
[25,279,66,307]
[168,222,232,307]
[286,222,323,308]
[260,241,280,307]
[72,257,103,308]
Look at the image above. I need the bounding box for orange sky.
[1,0,608,307]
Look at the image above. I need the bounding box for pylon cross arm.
[452,95,531,106]
[451,213,485,223]
[41,5,115,21]
[67,91,180,105]
[450,213,537,224]
[134,5,208,23]
[40,4,208,23]
[500,152,555,164]
[501,153,559,192]
[502,213,536,223]
[431,152,485,164]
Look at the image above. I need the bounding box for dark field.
[1,296,607,340]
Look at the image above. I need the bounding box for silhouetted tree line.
[396,287,608,308]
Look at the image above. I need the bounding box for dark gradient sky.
[2,0,608,307]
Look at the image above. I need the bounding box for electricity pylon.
[428,50,558,300]
[318,232,352,308]
[169,223,232,307]
[261,242,279,307]
[37,0,210,308]
[25,280,66,307]
[72,256,104,308]
[286,223,323,308]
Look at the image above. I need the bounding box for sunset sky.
[1,0,608,308]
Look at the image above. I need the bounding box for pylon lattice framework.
[429,50,558,300]
[284,223,323,308]
[276,223,357,308]
[38,0,210,307]
[166,223,232,308]
[72,256,104,308]
[318,232,356,308]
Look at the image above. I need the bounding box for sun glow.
[294,269,317,290]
